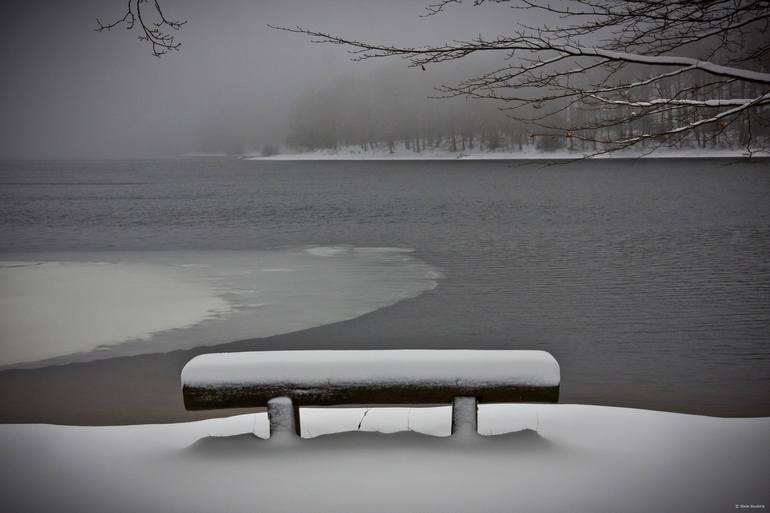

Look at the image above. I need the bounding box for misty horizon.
[1,0,530,159]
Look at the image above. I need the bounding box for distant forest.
[281,62,768,155]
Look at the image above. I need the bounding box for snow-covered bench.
[181,350,560,438]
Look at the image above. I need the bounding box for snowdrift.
[1,404,767,513]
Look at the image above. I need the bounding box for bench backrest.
[182,350,560,410]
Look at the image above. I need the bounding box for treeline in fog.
[284,64,531,154]
[279,62,768,155]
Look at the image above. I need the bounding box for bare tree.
[272,0,770,156]
[97,0,186,57]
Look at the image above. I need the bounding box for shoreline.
[240,149,768,161]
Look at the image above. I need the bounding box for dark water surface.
[1,157,769,417]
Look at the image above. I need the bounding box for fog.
[0,0,527,159]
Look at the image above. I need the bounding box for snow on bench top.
[181,350,560,388]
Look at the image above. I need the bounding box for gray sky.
[0,0,522,159]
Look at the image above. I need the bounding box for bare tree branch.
[97,0,186,57]
[272,0,770,156]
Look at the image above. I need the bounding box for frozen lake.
[0,157,768,415]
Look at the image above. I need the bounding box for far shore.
[238,148,766,161]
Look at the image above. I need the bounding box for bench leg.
[293,403,302,437]
[267,396,300,439]
[451,396,478,436]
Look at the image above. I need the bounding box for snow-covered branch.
[271,26,770,85]
[587,94,770,109]
[613,93,770,146]
[273,0,770,155]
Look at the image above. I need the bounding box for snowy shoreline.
[2,404,767,513]
[240,148,767,161]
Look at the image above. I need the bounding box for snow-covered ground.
[0,248,439,368]
[241,145,764,161]
[1,405,767,513]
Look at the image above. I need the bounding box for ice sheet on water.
[0,261,230,366]
[0,247,440,369]
[304,246,352,256]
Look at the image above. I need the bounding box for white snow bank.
[182,350,560,387]
[0,405,767,513]
[0,248,439,369]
